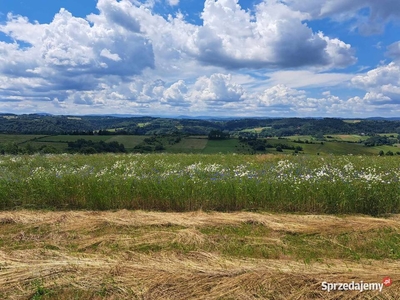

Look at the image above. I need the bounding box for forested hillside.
[1,114,400,136]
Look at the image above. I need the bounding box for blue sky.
[0,0,400,117]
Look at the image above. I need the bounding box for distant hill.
[0,114,399,136]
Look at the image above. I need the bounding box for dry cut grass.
[0,210,399,299]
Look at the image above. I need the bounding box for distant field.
[326,134,368,142]
[343,119,361,123]
[286,135,314,141]
[0,134,46,144]
[167,137,208,153]
[378,133,398,137]
[371,145,399,153]
[202,139,241,154]
[2,115,18,119]
[316,141,370,155]
[29,141,70,151]
[240,127,271,133]
[287,134,368,142]
[301,141,396,155]
[106,127,125,132]
[267,138,395,155]
[38,135,111,142]
[137,122,151,127]
[106,136,146,149]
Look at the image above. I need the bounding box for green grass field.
[1,153,400,215]
[28,141,70,151]
[201,139,242,154]
[240,127,271,133]
[37,135,111,142]
[106,135,146,149]
[167,137,208,153]
[325,134,369,142]
[286,134,369,142]
[301,141,369,155]
[285,135,315,141]
[0,134,47,144]
[343,119,362,123]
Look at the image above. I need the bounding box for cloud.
[162,80,189,106]
[245,84,350,116]
[363,92,392,103]
[283,0,400,35]
[351,62,400,105]
[386,41,400,60]
[0,1,160,111]
[265,70,353,89]
[352,62,400,90]
[167,0,180,6]
[185,0,356,69]
[0,5,155,80]
[0,0,356,85]
[95,0,142,33]
[258,84,306,107]
[100,49,122,62]
[0,0,365,116]
[191,73,245,104]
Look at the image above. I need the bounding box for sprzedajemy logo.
[321,277,392,293]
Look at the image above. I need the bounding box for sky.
[0,0,400,117]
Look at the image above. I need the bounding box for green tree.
[79,147,97,154]
[208,130,230,140]
[4,142,19,154]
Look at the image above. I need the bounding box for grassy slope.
[0,134,47,144]
[0,210,398,299]
[106,136,146,149]
[37,135,111,142]
[202,139,241,154]
[167,137,208,153]
[276,138,398,155]
[325,135,369,142]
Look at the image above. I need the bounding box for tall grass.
[1,153,399,215]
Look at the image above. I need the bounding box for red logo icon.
[383,277,392,287]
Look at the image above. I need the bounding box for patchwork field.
[0,210,398,299]
[1,134,399,155]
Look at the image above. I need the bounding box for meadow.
[1,153,400,299]
[1,153,400,215]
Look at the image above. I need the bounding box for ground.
[0,210,399,299]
